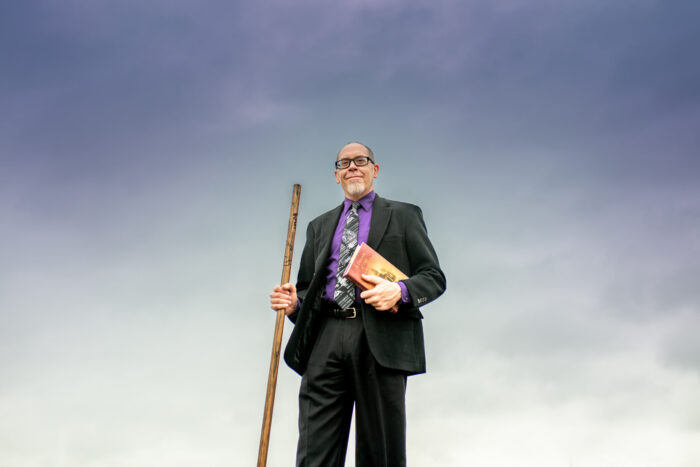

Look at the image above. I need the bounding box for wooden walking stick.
[257,184,301,467]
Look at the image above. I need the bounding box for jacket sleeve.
[402,205,446,309]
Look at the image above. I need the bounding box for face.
[334,143,379,201]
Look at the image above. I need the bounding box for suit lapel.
[314,194,390,269]
[368,195,391,249]
[314,203,344,271]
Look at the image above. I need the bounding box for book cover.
[343,242,409,291]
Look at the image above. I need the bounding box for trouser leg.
[353,333,408,466]
[296,318,354,467]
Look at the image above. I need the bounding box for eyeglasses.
[335,156,375,170]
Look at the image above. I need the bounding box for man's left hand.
[360,274,401,313]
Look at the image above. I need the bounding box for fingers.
[269,283,297,312]
[273,283,296,294]
[360,281,401,311]
[269,294,292,310]
[371,301,392,311]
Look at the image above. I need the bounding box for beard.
[345,179,366,196]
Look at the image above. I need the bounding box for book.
[343,242,408,291]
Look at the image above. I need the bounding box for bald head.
[337,142,375,162]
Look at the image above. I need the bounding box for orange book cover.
[343,242,408,291]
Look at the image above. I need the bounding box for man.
[270,142,446,466]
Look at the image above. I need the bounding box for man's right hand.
[269,283,298,316]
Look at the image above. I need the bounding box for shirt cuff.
[398,281,411,304]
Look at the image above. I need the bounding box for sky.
[1,0,699,466]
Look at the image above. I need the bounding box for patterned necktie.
[334,202,360,309]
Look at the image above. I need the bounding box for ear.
[334,169,341,184]
[372,164,379,179]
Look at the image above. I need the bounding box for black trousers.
[296,312,408,467]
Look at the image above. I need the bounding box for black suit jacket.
[284,194,446,376]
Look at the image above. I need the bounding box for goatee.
[346,181,365,197]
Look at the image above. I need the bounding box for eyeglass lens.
[337,156,371,169]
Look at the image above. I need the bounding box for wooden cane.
[257,184,301,467]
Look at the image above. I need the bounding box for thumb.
[362,274,385,284]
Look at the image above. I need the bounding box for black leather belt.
[321,302,360,319]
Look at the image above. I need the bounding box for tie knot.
[351,201,360,212]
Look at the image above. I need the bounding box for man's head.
[334,142,379,201]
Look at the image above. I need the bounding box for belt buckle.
[345,307,357,319]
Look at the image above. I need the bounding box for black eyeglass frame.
[334,156,375,170]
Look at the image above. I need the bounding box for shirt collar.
[343,190,376,213]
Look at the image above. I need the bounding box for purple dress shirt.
[323,191,410,305]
